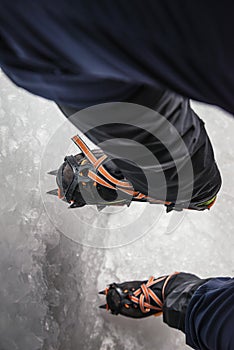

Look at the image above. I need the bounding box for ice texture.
[0,70,234,350]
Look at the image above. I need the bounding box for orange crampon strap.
[72,135,172,206]
[72,135,131,189]
[129,272,180,313]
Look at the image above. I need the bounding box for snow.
[0,70,234,350]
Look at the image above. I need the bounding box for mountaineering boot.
[99,272,209,332]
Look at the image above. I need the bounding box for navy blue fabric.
[0,0,234,114]
[185,278,234,350]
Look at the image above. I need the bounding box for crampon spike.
[96,205,106,212]
[98,290,106,295]
[46,189,58,196]
[47,170,58,176]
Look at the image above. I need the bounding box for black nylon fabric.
[162,273,209,332]
[59,89,221,205]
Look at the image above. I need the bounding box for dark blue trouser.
[185,278,234,350]
[1,1,234,115]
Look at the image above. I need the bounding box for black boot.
[99,272,209,332]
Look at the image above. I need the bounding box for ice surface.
[0,70,234,350]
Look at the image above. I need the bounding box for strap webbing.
[129,272,179,313]
[72,135,172,205]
